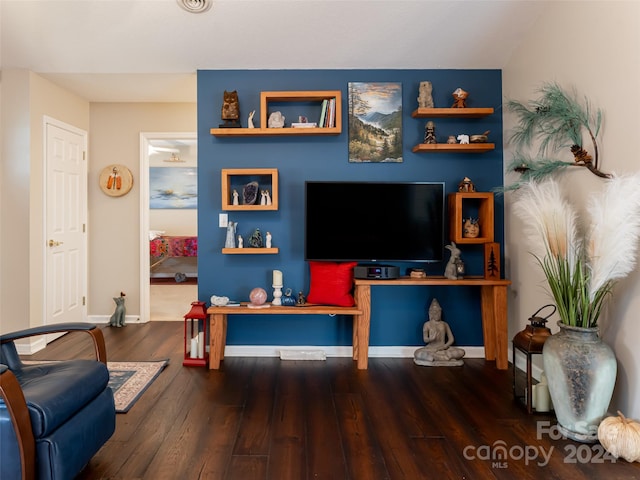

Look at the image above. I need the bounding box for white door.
[45,119,88,330]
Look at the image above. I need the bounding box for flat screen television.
[305,181,445,263]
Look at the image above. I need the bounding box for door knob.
[48,240,63,247]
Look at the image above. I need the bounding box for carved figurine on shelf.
[444,242,462,280]
[108,292,126,328]
[458,177,476,192]
[414,299,465,366]
[237,235,243,248]
[446,135,457,144]
[225,221,237,248]
[463,218,480,238]
[248,110,256,129]
[451,87,468,108]
[232,189,239,205]
[417,81,434,108]
[260,190,268,205]
[220,90,240,128]
[297,291,307,305]
[268,111,285,128]
[249,228,264,248]
[265,231,272,249]
[265,190,272,205]
[423,121,437,144]
[457,134,470,144]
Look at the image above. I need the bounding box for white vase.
[542,322,617,443]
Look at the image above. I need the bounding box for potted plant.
[508,84,640,442]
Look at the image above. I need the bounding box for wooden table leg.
[481,285,508,370]
[480,286,497,362]
[493,285,508,370]
[209,313,227,370]
[354,284,371,369]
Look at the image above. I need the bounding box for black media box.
[354,264,400,280]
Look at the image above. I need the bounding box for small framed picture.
[484,242,501,279]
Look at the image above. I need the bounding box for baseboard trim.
[88,315,146,325]
[224,345,486,359]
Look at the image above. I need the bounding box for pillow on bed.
[307,261,358,307]
[149,230,165,241]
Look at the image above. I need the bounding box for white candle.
[197,332,205,358]
[273,269,283,286]
[535,384,551,412]
[190,338,198,359]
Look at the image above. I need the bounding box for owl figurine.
[221,90,240,127]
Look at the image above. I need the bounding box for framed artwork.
[150,167,197,209]
[484,242,501,279]
[348,82,403,163]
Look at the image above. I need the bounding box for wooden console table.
[354,276,511,370]
[207,276,511,371]
[207,304,363,370]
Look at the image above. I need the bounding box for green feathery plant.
[513,175,640,328]
[505,83,610,190]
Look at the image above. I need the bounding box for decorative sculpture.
[268,111,285,128]
[444,242,462,280]
[265,231,272,248]
[243,181,259,205]
[458,176,476,192]
[423,121,437,144]
[417,81,434,108]
[225,221,237,248]
[451,87,468,108]
[220,90,240,127]
[108,292,126,327]
[249,228,264,248]
[463,218,480,238]
[414,299,465,366]
[232,189,239,205]
[457,134,470,144]
[248,110,256,129]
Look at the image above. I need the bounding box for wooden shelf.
[222,248,279,255]
[411,107,494,118]
[221,168,278,211]
[448,192,494,244]
[412,143,495,154]
[211,90,342,137]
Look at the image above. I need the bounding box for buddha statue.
[414,299,465,366]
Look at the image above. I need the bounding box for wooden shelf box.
[221,168,278,211]
[448,192,494,244]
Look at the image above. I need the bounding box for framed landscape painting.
[348,82,403,163]
[149,167,197,209]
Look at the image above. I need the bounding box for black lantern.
[512,304,554,413]
[183,301,208,367]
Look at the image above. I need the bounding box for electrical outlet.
[219,213,228,228]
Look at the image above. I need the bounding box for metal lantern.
[183,301,208,367]
[512,304,554,413]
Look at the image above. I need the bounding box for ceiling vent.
[177,0,213,13]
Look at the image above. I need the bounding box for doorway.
[139,132,197,322]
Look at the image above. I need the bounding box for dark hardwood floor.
[27,323,640,480]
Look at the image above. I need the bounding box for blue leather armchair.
[0,323,116,480]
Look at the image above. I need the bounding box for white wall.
[88,103,196,316]
[0,70,90,334]
[503,2,640,418]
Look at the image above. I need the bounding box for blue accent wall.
[197,69,503,347]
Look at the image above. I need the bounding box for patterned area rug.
[108,360,169,413]
[23,359,169,413]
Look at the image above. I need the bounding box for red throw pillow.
[307,261,358,307]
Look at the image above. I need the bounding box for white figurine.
[266,231,272,249]
[260,190,267,205]
[265,190,272,205]
[248,110,255,129]
[232,189,239,205]
[237,235,243,248]
[457,134,470,144]
[224,221,237,249]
